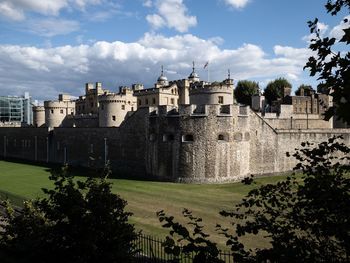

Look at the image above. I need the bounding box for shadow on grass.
[0,189,26,207]
[1,156,170,183]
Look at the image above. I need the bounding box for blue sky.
[0,0,348,101]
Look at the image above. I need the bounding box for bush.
[0,166,137,263]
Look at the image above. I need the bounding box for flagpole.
[207,63,209,82]
[204,61,209,82]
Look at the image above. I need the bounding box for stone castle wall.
[0,109,149,177]
[0,106,349,183]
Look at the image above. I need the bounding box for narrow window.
[149,133,156,141]
[182,134,194,142]
[218,96,224,104]
[171,98,175,105]
[50,109,54,114]
[152,98,156,105]
[145,99,149,105]
[60,109,63,114]
[138,99,141,106]
[121,105,125,110]
[131,107,134,111]
[112,115,116,121]
[101,104,104,110]
[218,134,225,141]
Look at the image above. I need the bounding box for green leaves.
[0,168,137,263]
[234,80,260,105]
[305,0,350,124]
[157,209,225,263]
[263,77,292,104]
[220,136,350,262]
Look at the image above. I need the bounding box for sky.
[0,0,348,101]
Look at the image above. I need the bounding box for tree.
[219,136,350,262]
[0,166,137,263]
[158,136,350,262]
[295,84,314,96]
[234,80,259,105]
[157,209,224,263]
[263,78,292,104]
[305,0,350,124]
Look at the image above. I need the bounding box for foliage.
[234,80,259,105]
[304,0,350,124]
[295,84,314,96]
[220,136,350,262]
[0,166,137,263]
[263,78,292,104]
[157,209,224,263]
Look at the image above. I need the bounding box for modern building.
[0,92,32,126]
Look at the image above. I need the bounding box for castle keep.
[1,66,349,182]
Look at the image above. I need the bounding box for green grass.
[0,160,289,249]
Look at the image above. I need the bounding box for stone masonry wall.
[0,106,349,183]
[0,109,149,178]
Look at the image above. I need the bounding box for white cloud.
[28,18,80,37]
[146,14,165,29]
[330,15,350,40]
[143,0,152,7]
[0,0,102,20]
[146,0,197,32]
[302,22,329,43]
[0,33,313,100]
[223,0,250,9]
[0,2,25,21]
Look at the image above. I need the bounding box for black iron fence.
[134,234,234,263]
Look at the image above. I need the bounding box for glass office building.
[0,92,33,125]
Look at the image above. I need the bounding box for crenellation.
[0,66,349,183]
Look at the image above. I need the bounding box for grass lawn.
[0,160,290,249]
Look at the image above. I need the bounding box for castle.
[0,65,349,182]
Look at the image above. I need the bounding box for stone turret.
[33,106,45,127]
[44,94,75,128]
[98,87,137,127]
[155,66,169,88]
[188,61,200,82]
[189,79,234,105]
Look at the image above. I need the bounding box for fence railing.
[134,234,234,263]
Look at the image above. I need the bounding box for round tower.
[44,100,75,128]
[33,106,45,127]
[98,91,136,127]
[189,79,234,105]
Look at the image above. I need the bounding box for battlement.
[148,104,235,118]
[190,80,233,94]
[99,93,128,104]
[44,100,75,108]
[33,106,45,112]
[66,113,98,119]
